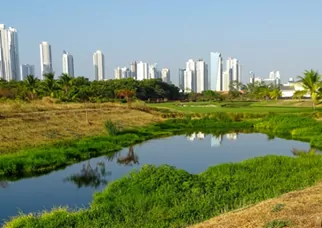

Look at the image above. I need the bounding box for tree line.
[0,73,181,102]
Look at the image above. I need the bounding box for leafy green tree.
[58,73,73,95]
[292,90,307,100]
[297,70,322,110]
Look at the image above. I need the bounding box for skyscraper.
[121,67,131,79]
[161,68,170,83]
[210,52,222,91]
[149,63,158,79]
[40,41,53,78]
[20,64,35,80]
[62,51,74,77]
[130,61,137,79]
[114,67,122,79]
[0,24,20,81]
[136,61,149,80]
[93,50,105,81]
[226,57,240,90]
[184,59,196,92]
[196,59,208,92]
[178,69,185,91]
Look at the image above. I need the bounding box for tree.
[269,88,282,101]
[24,75,39,100]
[297,70,322,110]
[115,89,136,107]
[58,73,73,95]
[292,90,307,100]
[41,72,58,97]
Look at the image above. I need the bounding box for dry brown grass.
[0,100,162,153]
[190,182,322,228]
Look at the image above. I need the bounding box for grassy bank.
[0,101,161,153]
[0,115,253,177]
[5,155,322,228]
[149,100,322,113]
[4,114,322,227]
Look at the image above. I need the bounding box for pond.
[0,133,311,224]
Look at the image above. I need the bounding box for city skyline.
[2,1,321,85]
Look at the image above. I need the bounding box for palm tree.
[269,88,282,101]
[297,70,322,110]
[41,72,58,97]
[24,75,39,100]
[58,73,73,95]
[259,87,271,101]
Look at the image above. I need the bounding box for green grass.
[149,101,320,113]
[264,219,292,228]
[5,155,322,228]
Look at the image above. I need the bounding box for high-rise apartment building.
[20,64,35,80]
[114,67,122,79]
[196,59,208,92]
[210,52,222,91]
[40,41,53,79]
[184,59,196,92]
[121,67,131,79]
[93,50,105,81]
[0,24,20,81]
[136,61,149,80]
[130,61,137,79]
[149,63,158,79]
[62,51,74,77]
[161,68,170,83]
[225,57,240,90]
[178,68,185,91]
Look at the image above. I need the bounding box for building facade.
[136,61,149,80]
[0,24,20,81]
[196,59,208,92]
[161,68,170,83]
[178,68,185,91]
[114,67,122,79]
[130,61,137,79]
[40,41,53,79]
[62,51,74,77]
[20,64,35,80]
[210,52,222,91]
[93,50,105,81]
[184,59,196,92]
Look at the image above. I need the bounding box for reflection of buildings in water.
[226,133,238,140]
[187,132,205,141]
[211,135,223,147]
[197,132,205,140]
[187,133,196,141]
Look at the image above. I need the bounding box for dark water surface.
[0,133,311,224]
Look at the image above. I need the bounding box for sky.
[2,0,322,85]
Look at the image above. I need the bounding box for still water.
[0,133,311,223]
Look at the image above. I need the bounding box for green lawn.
[149,101,319,113]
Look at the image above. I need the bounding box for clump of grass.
[271,203,285,212]
[6,155,322,227]
[105,120,121,136]
[264,219,292,228]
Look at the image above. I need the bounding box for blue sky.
[2,0,322,84]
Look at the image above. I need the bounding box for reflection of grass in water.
[64,161,110,189]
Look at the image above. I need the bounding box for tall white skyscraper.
[196,59,208,92]
[149,63,158,79]
[161,68,170,83]
[62,51,74,77]
[0,24,20,81]
[40,41,53,79]
[184,59,196,92]
[121,67,131,79]
[226,57,240,90]
[114,67,122,79]
[93,50,105,81]
[137,61,149,80]
[20,64,35,80]
[210,52,223,91]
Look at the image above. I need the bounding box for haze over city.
[1,0,322,84]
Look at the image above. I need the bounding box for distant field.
[149,101,320,113]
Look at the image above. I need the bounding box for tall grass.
[6,155,322,228]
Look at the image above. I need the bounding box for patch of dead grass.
[0,101,162,153]
[190,182,322,228]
